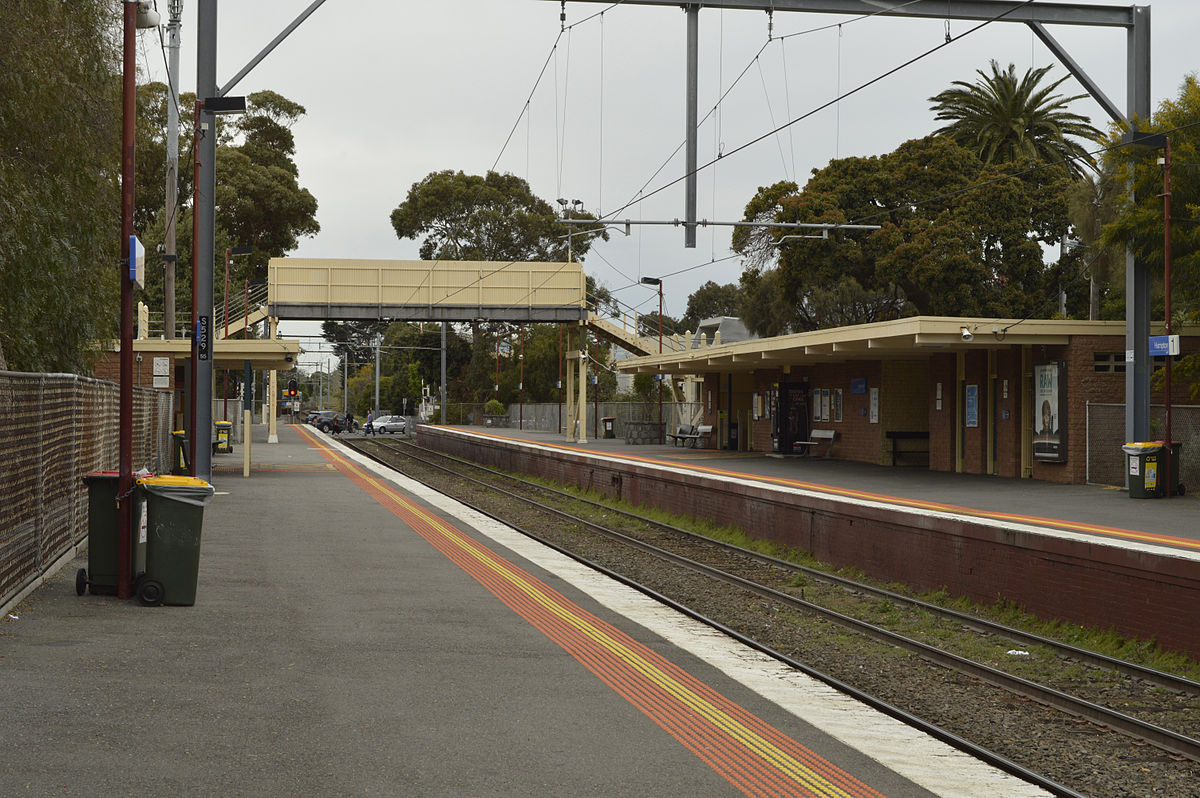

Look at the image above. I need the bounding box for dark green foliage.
[1102,75,1200,396]
[680,281,744,333]
[0,0,121,372]
[391,170,607,262]
[929,61,1104,180]
[733,137,1079,335]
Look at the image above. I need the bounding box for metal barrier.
[0,372,172,611]
[1086,402,1200,490]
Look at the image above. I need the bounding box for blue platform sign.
[1149,335,1180,357]
[128,235,145,289]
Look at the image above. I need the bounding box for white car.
[370,415,406,434]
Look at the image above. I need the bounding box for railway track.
[343,433,1200,797]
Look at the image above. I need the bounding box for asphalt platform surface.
[3,421,1011,797]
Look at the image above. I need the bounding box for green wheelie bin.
[135,475,216,606]
[1122,441,1185,498]
[76,472,146,596]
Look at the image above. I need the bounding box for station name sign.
[1149,335,1181,357]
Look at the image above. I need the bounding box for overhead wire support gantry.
[547,0,1156,481]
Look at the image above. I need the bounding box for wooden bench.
[886,430,929,465]
[797,428,836,457]
[666,424,714,448]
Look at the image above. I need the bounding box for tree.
[1102,74,1200,395]
[322,320,390,365]
[135,87,320,325]
[0,0,120,372]
[680,282,745,332]
[929,60,1103,180]
[1066,161,1124,320]
[732,136,1079,336]
[391,170,607,262]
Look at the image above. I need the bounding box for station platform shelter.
[615,316,1200,488]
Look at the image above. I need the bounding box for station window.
[1093,353,1125,374]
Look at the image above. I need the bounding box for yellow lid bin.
[133,475,215,606]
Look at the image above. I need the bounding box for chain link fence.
[0,372,173,611]
[1086,402,1200,490]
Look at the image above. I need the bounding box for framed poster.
[1033,362,1067,462]
[821,389,831,422]
[813,389,822,422]
[833,388,843,423]
[869,387,879,424]
[965,384,979,428]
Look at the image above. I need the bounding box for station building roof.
[615,316,1146,376]
[123,337,302,371]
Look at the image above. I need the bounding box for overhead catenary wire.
[605,0,1042,223]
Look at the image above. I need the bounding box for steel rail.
[350,436,1200,764]
[386,437,1200,697]
[342,436,1088,797]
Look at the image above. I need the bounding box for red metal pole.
[117,0,136,599]
[222,248,229,421]
[1163,137,1174,497]
[557,324,562,434]
[519,326,524,430]
[658,284,664,444]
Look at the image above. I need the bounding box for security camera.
[960,327,974,342]
[285,354,294,363]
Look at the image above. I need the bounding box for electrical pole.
[164,0,182,339]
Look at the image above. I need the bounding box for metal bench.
[666,424,714,448]
[797,428,836,457]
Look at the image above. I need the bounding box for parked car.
[310,410,350,434]
[371,415,406,434]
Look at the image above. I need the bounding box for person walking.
[366,410,375,436]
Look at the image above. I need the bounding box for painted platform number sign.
[197,315,210,361]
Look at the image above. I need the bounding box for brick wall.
[420,426,1200,659]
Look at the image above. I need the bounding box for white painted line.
[335,440,1052,798]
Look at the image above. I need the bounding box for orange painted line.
[447,427,1200,552]
[299,426,887,798]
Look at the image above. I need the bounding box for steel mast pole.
[194,0,218,481]
[684,4,698,248]
[164,0,182,340]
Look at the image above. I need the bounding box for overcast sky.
[139,0,1198,370]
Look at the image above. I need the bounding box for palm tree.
[929,61,1103,178]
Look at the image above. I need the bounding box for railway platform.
[445,423,1200,552]
[1,422,1051,797]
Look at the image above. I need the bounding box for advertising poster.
[1033,362,1066,462]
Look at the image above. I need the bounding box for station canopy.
[616,317,1139,375]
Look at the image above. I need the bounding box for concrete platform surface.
[0,423,1053,797]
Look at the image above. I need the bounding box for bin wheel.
[1178,483,1187,497]
[136,579,164,607]
[75,568,87,596]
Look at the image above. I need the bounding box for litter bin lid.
[1122,441,1163,455]
[138,475,215,506]
[139,475,210,488]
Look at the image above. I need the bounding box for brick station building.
[617,316,1199,487]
